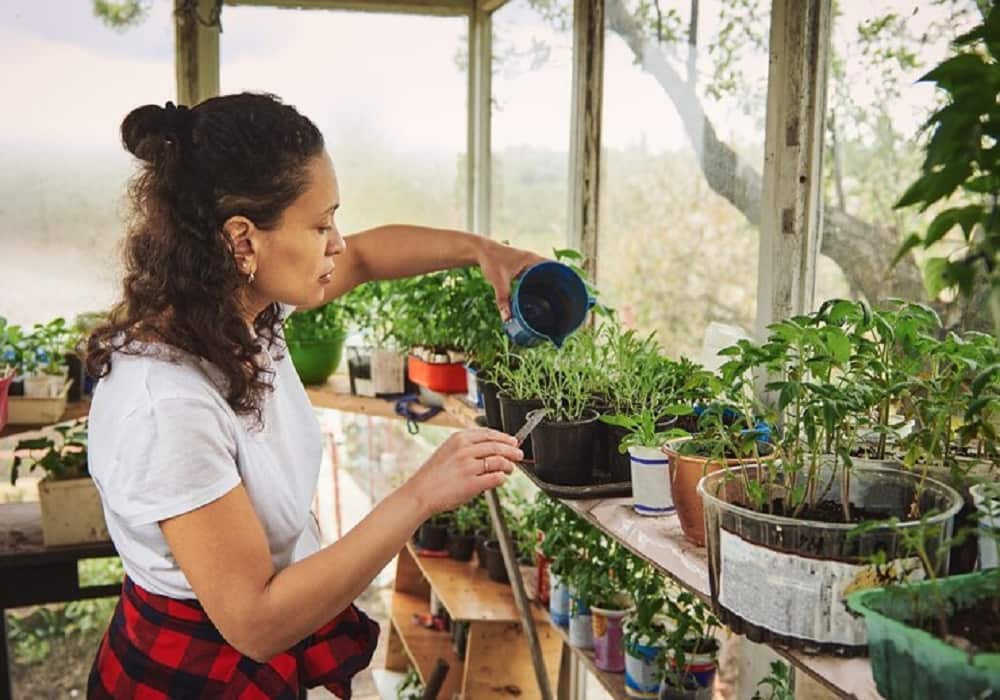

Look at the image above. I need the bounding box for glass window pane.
[0,0,174,327]
[491,0,573,255]
[222,7,468,233]
[598,0,769,359]
[816,1,984,332]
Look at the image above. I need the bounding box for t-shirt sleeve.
[102,396,242,527]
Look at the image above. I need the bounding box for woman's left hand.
[477,240,547,321]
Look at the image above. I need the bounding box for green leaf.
[963,174,1000,195]
[972,364,1000,395]
[892,233,923,266]
[825,328,852,365]
[895,176,929,209]
[925,205,984,245]
[922,257,952,298]
[920,53,990,92]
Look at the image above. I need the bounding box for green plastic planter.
[287,332,347,385]
[847,570,1000,700]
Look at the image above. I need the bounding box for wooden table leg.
[484,490,553,700]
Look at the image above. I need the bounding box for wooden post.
[174,0,221,106]
[484,490,553,700]
[754,0,831,338]
[467,6,493,235]
[566,0,605,280]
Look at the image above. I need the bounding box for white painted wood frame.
[754,0,832,339]
[467,6,493,235]
[566,0,604,280]
[175,0,221,105]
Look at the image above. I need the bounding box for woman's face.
[250,151,344,311]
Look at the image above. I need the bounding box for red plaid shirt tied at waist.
[88,577,380,699]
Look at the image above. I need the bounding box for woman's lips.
[319,268,334,283]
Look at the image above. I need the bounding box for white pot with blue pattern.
[628,446,674,516]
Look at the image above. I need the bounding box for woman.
[85,92,542,698]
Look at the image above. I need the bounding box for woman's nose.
[327,229,346,256]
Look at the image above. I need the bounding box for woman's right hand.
[407,428,523,516]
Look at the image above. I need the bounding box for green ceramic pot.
[287,331,347,385]
[847,570,1000,700]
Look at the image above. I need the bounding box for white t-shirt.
[87,325,324,599]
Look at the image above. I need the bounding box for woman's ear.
[223,216,257,274]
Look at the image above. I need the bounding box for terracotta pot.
[663,438,777,547]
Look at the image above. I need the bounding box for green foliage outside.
[6,557,122,666]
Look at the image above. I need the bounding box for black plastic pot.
[498,393,543,459]
[447,531,476,562]
[479,379,503,430]
[533,411,600,486]
[347,350,372,396]
[418,520,449,551]
[483,540,509,583]
[474,530,490,569]
[65,353,86,403]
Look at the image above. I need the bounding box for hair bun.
[121,101,193,162]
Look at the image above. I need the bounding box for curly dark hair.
[86,92,325,425]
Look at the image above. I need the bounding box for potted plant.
[698,305,965,654]
[548,509,599,646]
[597,323,713,482]
[537,501,576,626]
[580,539,633,672]
[11,418,109,546]
[340,279,407,396]
[603,410,689,516]
[21,318,72,398]
[416,510,453,552]
[284,302,348,386]
[658,590,720,700]
[446,501,483,562]
[493,341,546,458]
[847,515,1000,700]
[623,554,670,699]
[664,405,776,545]
[528,333,603,486]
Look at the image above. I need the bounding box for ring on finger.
[480,456,489,476]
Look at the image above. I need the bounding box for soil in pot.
[699,461,963,655]
[483,540,509,583]
[447,531,476,562]
[499,393,543,459]
[532,411,600,486]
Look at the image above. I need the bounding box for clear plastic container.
[697,459,963,654]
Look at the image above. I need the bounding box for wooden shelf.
[389,589,463,700]
[404,542,550,623]
[1,399,90,439]
[432,405,881,699]
[305,375,466,428]
[309,387,882,699]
